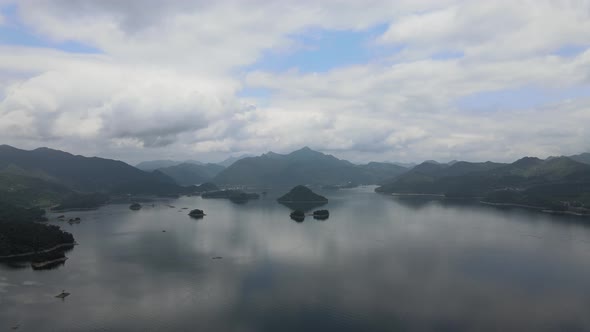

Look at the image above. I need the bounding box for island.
[188,209,205,218]
[313,209,330,220]
[277,185,328,203]
[290,210,305,222]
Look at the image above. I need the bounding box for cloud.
[0,47,245,148]
[378,1,590,60]
[0,1,589,163]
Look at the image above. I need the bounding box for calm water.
[2,186,590,331]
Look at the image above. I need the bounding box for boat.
[55,290,70,299]
[129,203,142,210]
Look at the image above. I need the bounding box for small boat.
[129,203,142,210]
[55,290,70,299]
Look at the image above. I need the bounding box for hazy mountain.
[377,156,590,208]
[390,162,417,169]
[356,162,409,184]
[0,145,180,195]
[136,159,203,171]
[157,163,225,185]
[569,152,590,165]
[218,154,254,168]
[213,147,408,186]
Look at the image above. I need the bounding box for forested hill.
[0,145,180,194]
[213,147,407,186]
[376,156,590,209]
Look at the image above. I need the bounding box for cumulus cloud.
[0,0,589,163]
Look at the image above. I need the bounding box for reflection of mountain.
[280,201,327,212]
[214,147,408,186]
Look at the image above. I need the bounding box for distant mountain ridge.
[568,152,590,165]
[377,156,590,209]
[213,147,408,186]
[0,145,181,195]
[157,163,225,185]
[136,159,203,171]
[218,154,254,168]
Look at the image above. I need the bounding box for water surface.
[2,187,590,331]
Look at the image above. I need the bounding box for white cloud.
[0,0,589,163]
[379,1,590,60]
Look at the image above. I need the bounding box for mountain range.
[213,147,408,186]
[0,145,184,203]
[376,156,590,209]
[157,163,225,185]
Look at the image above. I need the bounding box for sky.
[0,0,589,164]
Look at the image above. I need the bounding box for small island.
[290,210,305,222]
[129,202,142,210]
[188,209,205,218]
[277,185,328,203]
[313,209,330,220]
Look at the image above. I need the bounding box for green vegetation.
[0,173,70,207]
[313,209,330,220]
[277,185,328,203]
[0,202,74,257]
[213,147,408,186]
[0,145,183,195]
[377,157,590,213]
[188,209,205,218]
[290,210,305,222]
[51,192,110,211]
[156,163,225,185]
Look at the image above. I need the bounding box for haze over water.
[2,187,590,331]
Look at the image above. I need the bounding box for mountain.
[0,201,75,257]
[136,159,203,171]
[390,162,417,169]
[277,185,328,203]
[569,152,590,165]
[356,162,409,184]
[0,173,71,207]
[376,156,590,208]
[0,145,181,195]
[213,147,408,186]
[157,163,225,185]
[218,154,253,168]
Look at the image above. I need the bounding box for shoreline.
[0,242,76,260]
[479,201,545,210]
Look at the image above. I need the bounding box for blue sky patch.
[0,4,101,54]
[243,24,391,74]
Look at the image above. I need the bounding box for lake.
[2,186,590,331]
